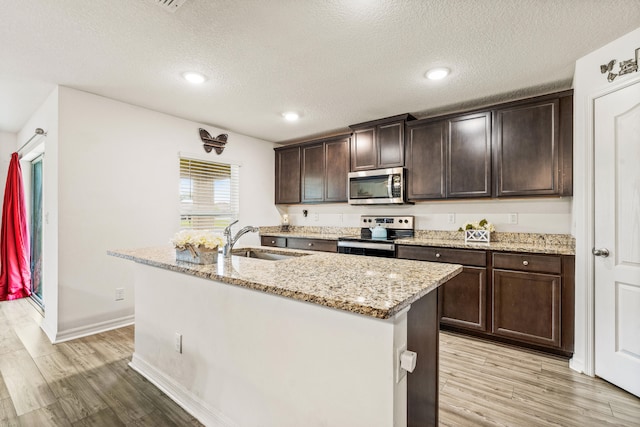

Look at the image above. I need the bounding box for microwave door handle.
[387,174,394,197]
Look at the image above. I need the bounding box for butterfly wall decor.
[600,48,639,82]
[199,128,228,155]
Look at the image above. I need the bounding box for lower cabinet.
[440,267,487,332]
[260,236,337,253]
[492,269,561,348]
[260,236,286,248]
[396,245,487,333]
[396,244,574,355]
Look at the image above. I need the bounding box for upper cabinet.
[447,112,492,198]
[493,92,573,197]
[406,112,491,200]
[276,135,351,205]
[275,146,301,204]
[275,90,573,204]
[406,120,446,200]
[349,114,415,171]
[301,136,351,203]
[407,91,572,201]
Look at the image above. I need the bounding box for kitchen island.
[109,246,462,427]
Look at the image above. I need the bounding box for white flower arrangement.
[458,219,495,232]
[170,230,224,250]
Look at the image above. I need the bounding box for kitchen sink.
[232,249,304,261]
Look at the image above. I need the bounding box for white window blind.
[179,157,239,232]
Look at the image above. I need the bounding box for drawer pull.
[435,253,441,258]
[523,260,529,266]
[271,240,275,244]
[308,243,313,247]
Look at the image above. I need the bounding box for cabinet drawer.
[260,236,286,248]
[397,245,486,267]
[493,253,561,274]
[287,238,337,253]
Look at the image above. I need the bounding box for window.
[179,157,239,232]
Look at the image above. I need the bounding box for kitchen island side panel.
[130,263,408,427]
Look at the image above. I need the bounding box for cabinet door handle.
[435,253,441,258]
[522,260,529,266]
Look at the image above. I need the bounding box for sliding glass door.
[30,155,43,307]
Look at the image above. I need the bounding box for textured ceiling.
[1,0,639,143]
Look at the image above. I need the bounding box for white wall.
[282,196,572,234]
[14,86,279,341]
[572,26,640,375]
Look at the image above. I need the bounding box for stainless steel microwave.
[348,167,407,205]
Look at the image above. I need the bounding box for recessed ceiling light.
[282,112,300,121]
[426,67,450,80]
[182,71,207,84]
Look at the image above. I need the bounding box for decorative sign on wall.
[199,128,228,155]
[600,48,639,82]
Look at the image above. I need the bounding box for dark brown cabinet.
[397,246,488,332]
[406,121,446,200]
[349,114,415,171]
[405,90,573,201]
[397,245,575,356]
[406,112,491,200]
[447,112,492,198]
[301,143,325,203]
[493,91,573,197]
[286,237,337,252]
[301,136,350,203]
[275,146,301,204]
[324,137,350,202]
[278,135,350,205]
[492,269,561,348]
[260,235,338,252]
[260,236,286,248]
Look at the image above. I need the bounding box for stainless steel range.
[337,215,414,258]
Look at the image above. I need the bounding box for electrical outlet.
[448,213,456,224]
[508,213,518,224]
[314,213,319,221]
[175,333,182,353]
[338,213,343,223]
[395,343,408,383]
[115,288,125,301]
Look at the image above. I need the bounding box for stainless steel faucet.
[223,220,259,257]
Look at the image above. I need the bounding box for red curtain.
[0,153,31,301]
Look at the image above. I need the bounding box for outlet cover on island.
[508,213,518,224]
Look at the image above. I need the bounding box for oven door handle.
[337,241,396,251]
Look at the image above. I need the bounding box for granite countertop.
[260,227,575,255]
[108,246,461,320]
[394,237,575,255]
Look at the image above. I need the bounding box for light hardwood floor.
[1,298,638,426]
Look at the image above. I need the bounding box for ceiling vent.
[153,0,188,13]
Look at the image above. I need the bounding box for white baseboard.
[129,353,235,427]
[52,315,135,343]
[569,357,585,374]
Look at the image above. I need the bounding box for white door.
[594,79,640,397]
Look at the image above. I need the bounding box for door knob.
[592,248,610,258]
